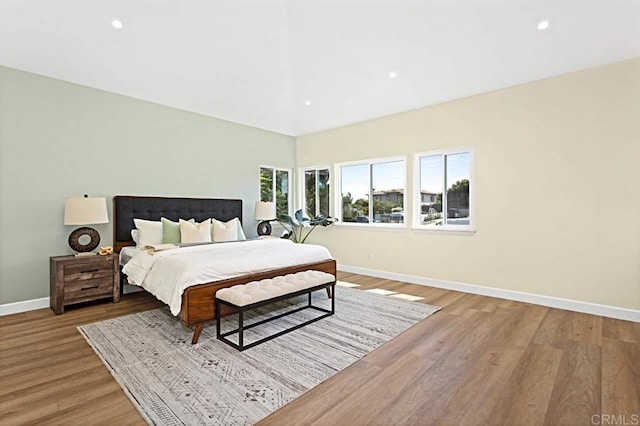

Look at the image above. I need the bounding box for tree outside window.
[415,149,473,230]
[303,168,330,218]
[339,158,405,225]
[260,166,291,219]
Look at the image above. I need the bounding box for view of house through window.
[340,158,405,224]
[260,166,290,219]
[417,150,471,228]
[303,168,330,218]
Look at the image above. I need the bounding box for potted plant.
[278,210,337,243]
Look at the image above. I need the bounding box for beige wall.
[0,66,295,304]
[297,59,640,310]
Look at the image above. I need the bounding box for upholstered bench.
[215,270,336,351]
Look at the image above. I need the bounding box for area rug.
[79,286,440,425]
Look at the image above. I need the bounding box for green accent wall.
[0,66,295,304]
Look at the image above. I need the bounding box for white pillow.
[236,219,247,241]
[133,219,163,247]
[131,229,139,244]
[180,219,212,244]
[211,218,239,242]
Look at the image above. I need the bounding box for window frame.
[334,155,407,229]
[412,147,475,233]
[259,165,292,219]
[299,165,332,218]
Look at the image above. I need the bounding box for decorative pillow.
[180,219,212,244]
[236,219,247,241]
[211,218,239,242]
[133,219,163,247]
[161,217,195,244]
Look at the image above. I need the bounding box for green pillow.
[161,217,194,244]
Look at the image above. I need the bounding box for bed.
[113,195,337,344]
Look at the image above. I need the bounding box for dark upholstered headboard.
[113,195,243,252]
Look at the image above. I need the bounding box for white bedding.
[122,238,333,315]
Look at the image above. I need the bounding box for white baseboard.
[3,268,637,322]
[338,264,640,322]
[1,285,144,316]
[0,297,50,316]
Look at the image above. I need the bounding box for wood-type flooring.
[1,272,638,425]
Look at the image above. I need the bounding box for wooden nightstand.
[50,254,120,314]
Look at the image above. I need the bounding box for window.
[336,157,406,225]
[301,167,330,218]
[260,166,291,219]
[414,148,473,231]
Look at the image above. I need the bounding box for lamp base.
[69,226,101,254]
[257,221,272,236]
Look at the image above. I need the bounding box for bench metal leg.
[238,311,244,349]
[331,284,335,313]
[215,299,221,339]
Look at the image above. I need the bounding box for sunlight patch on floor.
[336,281,361,288]
[389,293,424,301]
[340,282,423,301]
[365,289,398,296]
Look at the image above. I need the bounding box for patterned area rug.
[79,286,440,425]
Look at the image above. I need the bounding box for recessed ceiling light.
[304,100,311,106]
[537,20,550,31]
[388,71,398,79]
[111,19,123,29]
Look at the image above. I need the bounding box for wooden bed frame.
[113,195,336,344]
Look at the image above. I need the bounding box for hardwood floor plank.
[1,352,105,396]
[309,352,438,425]
[601,337,640,417]
[40,389,146,426]
[570,312,602,347]
[532,308,572,348]
[603,317,639,344]
[491,343,563,425]
[543,340,602,425]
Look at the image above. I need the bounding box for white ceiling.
[1,0,639,136]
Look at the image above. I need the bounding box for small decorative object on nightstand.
[50,254,120,314]
[255,201,276,236]
[64,195,109,256]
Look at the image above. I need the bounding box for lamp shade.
[254,201,276,221]
[64,196,109,225]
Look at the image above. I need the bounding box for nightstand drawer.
[64,261,113,282]
[50,254,120,314]
[64,277,114,301]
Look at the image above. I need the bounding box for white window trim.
[259,165,293,217]
[334,155,408,228]
[299,165,331,218]
[412,147,475,232]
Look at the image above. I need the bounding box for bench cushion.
[215,270,335,307]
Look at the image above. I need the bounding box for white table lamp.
[254,201,276,236]
[64,195,109,255]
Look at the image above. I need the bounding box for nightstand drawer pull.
[81,269,100,273]
[81,284,100,290]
